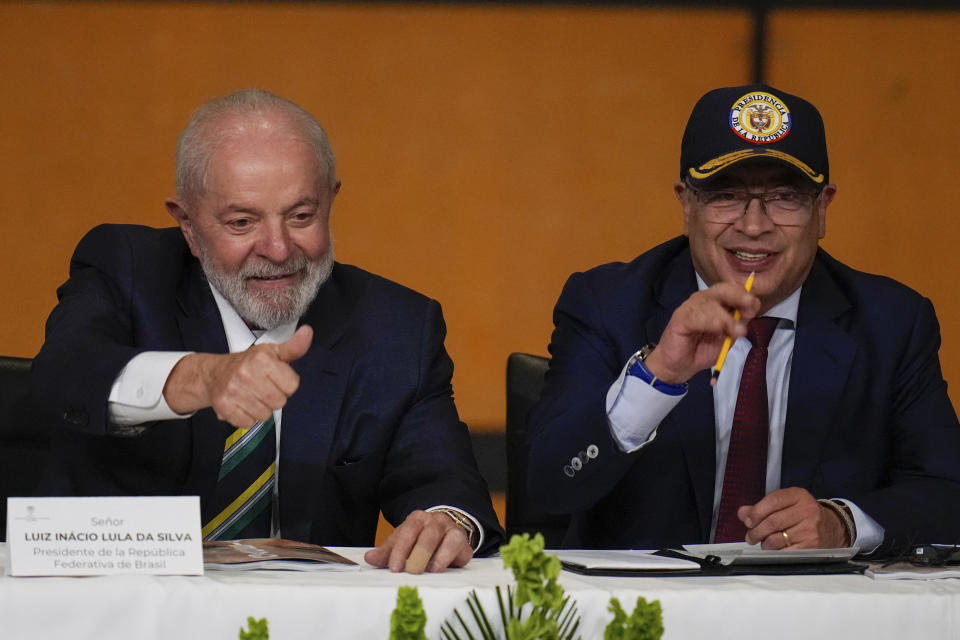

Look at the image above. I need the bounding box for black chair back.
[505,352,570,547]
[0,356,50,540]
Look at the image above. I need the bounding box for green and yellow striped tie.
[202,415,276,540]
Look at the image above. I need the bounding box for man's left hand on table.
[364,510,474,574]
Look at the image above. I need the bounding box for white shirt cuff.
[606,353,686,453]
[108,351,195,426]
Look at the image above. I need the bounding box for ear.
[674,180,693,236]
[329,179,342,219]
[165,198,201,258]
[816,184,836,239]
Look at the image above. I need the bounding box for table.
[3,545,960,639]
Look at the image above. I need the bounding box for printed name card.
[6,496,203,576]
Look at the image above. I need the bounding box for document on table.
[681,542,859,565]
[557,544,866,577]
[555,550,701,572]
[865,563,960,580]
[203,538,359,572]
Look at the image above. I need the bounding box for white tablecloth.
[2,545,960,639]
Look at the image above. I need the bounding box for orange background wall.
[2,3,959,434]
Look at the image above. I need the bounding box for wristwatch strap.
[627,344,688,396]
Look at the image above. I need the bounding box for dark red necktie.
[714,316,780,543]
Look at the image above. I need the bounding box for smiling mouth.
[252,273,293,281]
[732,250,771,261]
[246,271,301,289]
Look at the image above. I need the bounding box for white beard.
[198,240,334,330]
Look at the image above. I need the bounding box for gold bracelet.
[431,508,479,549]
[818,499,856,547]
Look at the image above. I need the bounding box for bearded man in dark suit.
[33,89,502,573]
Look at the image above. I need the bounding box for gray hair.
[175,88,337,203]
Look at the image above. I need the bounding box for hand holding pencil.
[641,273,760,387]
[710,271,755,387]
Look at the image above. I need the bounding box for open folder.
[557,543,865,577]
[203,538,358,572]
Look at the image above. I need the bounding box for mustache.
[240,254,310,279]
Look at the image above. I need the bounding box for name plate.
[6,496,203,577]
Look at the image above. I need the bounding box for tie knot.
[747,316,779,348]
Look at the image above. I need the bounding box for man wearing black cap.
[526,84,960,554]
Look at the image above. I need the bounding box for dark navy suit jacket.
[33,225,503,552]
[527,236,960,553]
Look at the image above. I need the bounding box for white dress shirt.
[605,275,882,550]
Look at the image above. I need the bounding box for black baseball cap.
[680,84,828,186]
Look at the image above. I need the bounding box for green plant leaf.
[389,586,428,640]
[466,590,498,640]
[500,533,565,614]
[603,596,664,640]
[439,533,591,640]
[238,617,269,640]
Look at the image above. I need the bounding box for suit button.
[586,444,599,459]
[570,457,582,471]
[563,465,575,477]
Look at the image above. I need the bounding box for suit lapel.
[278,267,354,543]
[175,259,229,355]
[174,260,234,512]
[781,254,856,489]
[647,248,717,539]
[645,245,699,348]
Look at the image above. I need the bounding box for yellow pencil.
[710,271,755,386]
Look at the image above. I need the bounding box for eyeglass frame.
[684,179,824,227]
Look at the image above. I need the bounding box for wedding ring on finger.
[781,530,791,547]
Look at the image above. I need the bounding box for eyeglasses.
[687,183,821,226]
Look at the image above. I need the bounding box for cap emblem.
[730,91,791,144]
